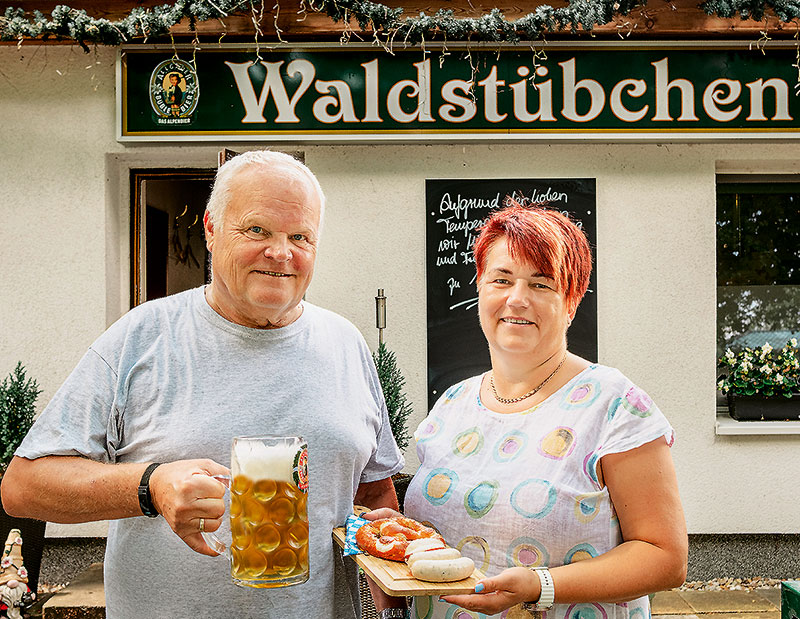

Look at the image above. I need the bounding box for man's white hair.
[205,150,326,234]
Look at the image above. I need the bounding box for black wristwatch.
[138,463,162,518]
[378,609,408,619]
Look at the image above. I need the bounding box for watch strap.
[138,462,162,518]
[378,608,408,619]
[522,567,555,612]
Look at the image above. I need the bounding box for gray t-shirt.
[18,287,404,618]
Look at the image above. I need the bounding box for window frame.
[715,172,800,433]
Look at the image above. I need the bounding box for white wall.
[2,45,799,537]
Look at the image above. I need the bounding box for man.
[166,72,183,116]
[1,151,407,619]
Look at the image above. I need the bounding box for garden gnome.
[0,530,34,619]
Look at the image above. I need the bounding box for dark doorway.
[131,170,215,306]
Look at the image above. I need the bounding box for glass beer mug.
[203,435,310,588]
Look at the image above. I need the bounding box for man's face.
[204,165,321,328]
[169,75,178,86]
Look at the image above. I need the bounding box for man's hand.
[353,477,407,614]
[361,507,403,521]
[148,459,230,556]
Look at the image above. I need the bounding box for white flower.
[760,364,772,374]
[13,538,22,546]
[1,557,11,568]
[17,566,27,579]
[762,343,773,354]
[791,338,797,347]
[776,374,784,383]
[725,349,735,360]
[718,380,725,389]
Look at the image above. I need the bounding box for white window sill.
[716,407,800,435]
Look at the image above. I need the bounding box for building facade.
[1,0,799,575]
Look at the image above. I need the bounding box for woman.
[372,203,687,619]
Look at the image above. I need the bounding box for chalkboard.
[426,179,597,410]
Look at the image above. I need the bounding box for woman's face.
[477,239,573,360]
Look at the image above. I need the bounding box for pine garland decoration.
[320,0,649,44]
[372,342,412,451]
[3,0,798,50]
[699,0,800,21]
[1,0,254,50]
[0,363,41,475]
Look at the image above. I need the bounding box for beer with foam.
[229,436,309,588]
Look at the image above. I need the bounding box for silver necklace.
[489,352,567,404]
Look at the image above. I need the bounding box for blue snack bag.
[343,514,369,556]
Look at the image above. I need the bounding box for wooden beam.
[1,0,795,44]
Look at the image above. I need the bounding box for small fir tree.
[0,363,41,475]
[373,343,412,450]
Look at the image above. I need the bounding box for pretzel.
[355,517,443,562]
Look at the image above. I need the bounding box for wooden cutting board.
[332,527,484,596]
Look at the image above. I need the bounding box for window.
[716,175,800,358]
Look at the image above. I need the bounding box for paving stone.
[680,590,778,613]
[758,589,782,608]
[653,591,697,615]
[692,613,779,619]
[42,563,104,619]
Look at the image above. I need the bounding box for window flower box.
[718,339,799,421]
[726,392,800,421]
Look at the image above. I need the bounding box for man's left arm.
[354,477,408,618]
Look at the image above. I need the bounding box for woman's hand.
[441,567,540,616]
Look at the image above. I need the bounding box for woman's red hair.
[473,202,593,313]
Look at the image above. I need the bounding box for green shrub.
[0,363,41,474]
[373,343,412,451]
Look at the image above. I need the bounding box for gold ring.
[199,518,205,533]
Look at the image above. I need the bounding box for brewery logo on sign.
[149,59,199,126]
[293,446,309,493]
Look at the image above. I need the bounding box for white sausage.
[411,556,475,582]
[406,547,462,569]
[404,538,445,557]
